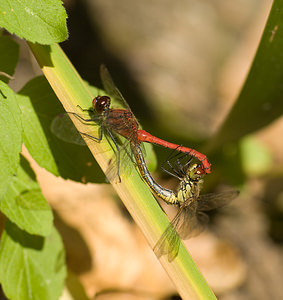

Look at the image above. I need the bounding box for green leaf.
[0,81,22,200]
[17,76,106,183]
[0,155,53,236]
[16,78,59,176]
[0,0,68,44]
[0,221,66,300]
[0,36,19,83]
[209,1,283,151]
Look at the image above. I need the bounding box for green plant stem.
[28,42,216,300]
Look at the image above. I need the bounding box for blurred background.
[9,0,283,299]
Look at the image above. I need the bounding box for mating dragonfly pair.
[52,65,238,261]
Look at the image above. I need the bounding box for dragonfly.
[51,65,211,183]
[132,145,238,261]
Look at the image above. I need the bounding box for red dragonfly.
[52,65,211,181]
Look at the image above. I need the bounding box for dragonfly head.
[188,164,206,181]
[93,95,111,114]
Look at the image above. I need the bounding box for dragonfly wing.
[105,135,139,183]
[154,203,210,261]
[51,111,104,146]
[154,205,196,261]
[195,212,210,235]
[153,221,181,262]
[177,203,202,239]
[100,65,134,112]
[51,113,86,145]
[197,190,239,211]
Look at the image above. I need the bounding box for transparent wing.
[52,112,141,183]
[154,190,238,261]
[154,201,211,261]
[153,204,197,261]
[153,220,181,262]
[105,137,148,183]
[177,203,202,239]
[51,110,104,146]
[105,138,134,183]
[178,190,239,238]
[51,113,86,145]
[197,190,239,211]
[100,65,134,113]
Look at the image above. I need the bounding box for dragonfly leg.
[106,128,121,182]
[79,132,102,142]
[161,149,193,179]
[161,148,181,179]
[68,111,94,122]
[175,153,193,174]
[78,123,104,142]
[77,105,93,113]
[161,160,180,179]
[161,148,185,179]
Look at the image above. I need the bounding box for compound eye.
[93,95,110,113]
[190,165,205,180]
[195,166,205,176]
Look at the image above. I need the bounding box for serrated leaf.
[17,76,106,183]
[0,0,68,44]
[0,81,22,200]
[0,36,19,83]
[0,221,66,300]
[0,155,53,236]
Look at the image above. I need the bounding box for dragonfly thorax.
[176,164,205,204]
